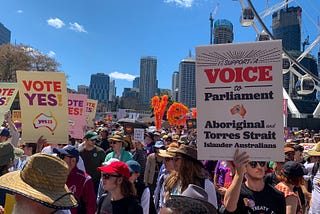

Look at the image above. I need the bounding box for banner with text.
[12,110,22,133]
[86,99,97,128]
[196,40,283,161]
[0,83,18,121]
[68,93,87,139]
[16,71,69,144]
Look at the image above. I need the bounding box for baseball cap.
[98,161,130,179]
[0,127,10,137]
[126,160,141,174]
[53,145,79,161]
[84,131,99,140]
[282,161,307,177]
[154,141,165,149]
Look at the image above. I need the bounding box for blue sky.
[0,0,319,96]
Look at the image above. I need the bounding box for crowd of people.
[1,110,320,213]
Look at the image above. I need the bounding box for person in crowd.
[54,145,96,214]
[160,184,217,214]
[80,131,106,195]
[223,149,286,213]
[264,161,285,187]
[131,139,147,183]
[104,132,133,162]
[0,141,23,213]
[294,144,305,163]
[127,160,156,214]
[0,111,19,147]
[213,160,234,208]
[96,158,120,213]
[164,144,218,209]
[305,142,320,213]
[144,140,165,195]
[13,140,37,170]
[96,161,143,214]
[275,161,307,214]
[154,142,178,212]
[144,132,155,156]
[0,153,78,214]
[285,146,296,162]
[98,127,110,152]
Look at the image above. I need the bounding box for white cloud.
[69,22,87,33]
[17,10,23,13]
[47,18,65,29]
[109,72,136,81]
[163,0,194,8]
[47,51,56,57]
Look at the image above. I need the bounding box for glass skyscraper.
[89,73,110,103]
[139,56,157,104]
[0,23,10,45]
[214,19,234,44]
[178,57,196,108]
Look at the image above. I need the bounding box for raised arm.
[223,149,249,212]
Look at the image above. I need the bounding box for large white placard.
[196,40,284,161]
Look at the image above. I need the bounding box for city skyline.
[0,0,319,96]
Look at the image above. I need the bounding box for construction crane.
[209,3,219,44]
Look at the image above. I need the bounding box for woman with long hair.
[164,144,218,209]
[97,161,142,214]
[275,161,307,214]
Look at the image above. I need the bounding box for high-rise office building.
[139,56,157,104]
[214,19,234,44]
[133,77,140,88]
[77,85,89,96]
[109,80,116,102]
[178,56,196,108]
[89,73,110,103]
[172,71,179,101]
[272,6,301,51]
[0,23,10,45]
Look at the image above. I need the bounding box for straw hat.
[0,153,78,209]
[165,184,217,214]
[158,142,179,158]
[108,132,128,147]
[308,142,320,156]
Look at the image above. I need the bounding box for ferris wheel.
[234,0,320,117]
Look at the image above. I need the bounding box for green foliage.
[0,44,60,82]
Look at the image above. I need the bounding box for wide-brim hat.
[308,142,320,156]
[176,144,198,161]
[165,184,217,214]
[158,143,179,158]
[0,153,78,209]
[0,141,24,166]
[108,132,128,147]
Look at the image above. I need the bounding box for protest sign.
[12,110,22,133]
[134,128,145,143]
[68,93,87,139]
[16,71,68,144]
[86,99,97,128]
[0,83,18,120]
[196,40,283,161]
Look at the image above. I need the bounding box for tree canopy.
[0,43,60,81]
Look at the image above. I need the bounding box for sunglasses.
[165,157,174,162]
[58,154,74,159]
[101,173,121,180]
[248,161,267,168]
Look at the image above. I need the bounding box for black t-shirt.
[224,183,286,214]
[111,196,143,214]
[264,172,279,187]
